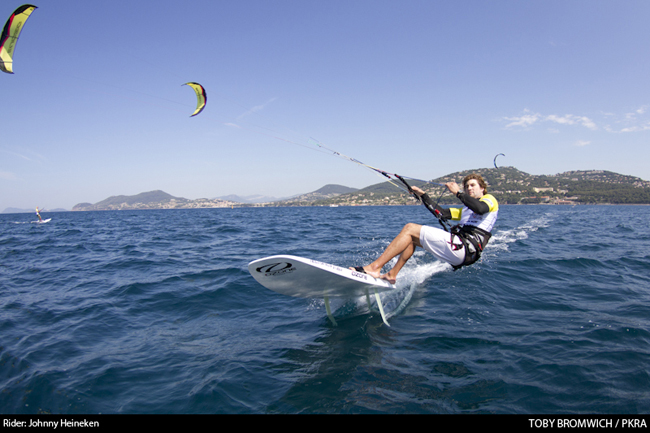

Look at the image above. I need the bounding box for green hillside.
[307,168,650,206]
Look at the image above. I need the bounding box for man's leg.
[354,223,422,283]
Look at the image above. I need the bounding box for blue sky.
[2,0,649,211]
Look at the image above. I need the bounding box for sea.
[1,205,649,417]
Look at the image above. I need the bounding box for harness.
[448,225,491,271]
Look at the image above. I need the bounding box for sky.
[1,0,650,211]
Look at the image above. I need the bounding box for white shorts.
[419,225,465,266]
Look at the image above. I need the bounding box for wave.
[488,213,553,253]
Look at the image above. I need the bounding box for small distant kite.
[0,4,38,74]
[494,153,505,169]
[183,82,207,117]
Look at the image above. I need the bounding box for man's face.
[464,179,484,199]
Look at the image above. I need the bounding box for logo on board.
[256,262,295,276]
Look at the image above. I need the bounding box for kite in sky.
[0,4,38,74]
[494,153,505,169]
[184,82,207,117]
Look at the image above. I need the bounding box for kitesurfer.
[351,174,498,283]
[35,207,43,222]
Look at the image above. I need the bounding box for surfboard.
[32,218,51,224]
[248,255,396,326]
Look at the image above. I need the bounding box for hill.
[215,184,356,204]
[271,184,359,205]
[69,169,650,211]
[71,184,358,211]
[296,167,650,206]
[72,190,238,211]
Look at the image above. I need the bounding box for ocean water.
[1,205,649,414]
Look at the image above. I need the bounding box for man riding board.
[351,174,498,283]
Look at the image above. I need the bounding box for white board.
[248,255,396,326]
[248,255,395,298]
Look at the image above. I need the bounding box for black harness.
[448,224,491,271]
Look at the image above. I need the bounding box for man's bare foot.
[350,266,396,284]
[350,265,380,278]
[378,273,397,285]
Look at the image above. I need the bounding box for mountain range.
[4,168,650,213]
[68,184,359,211]
[215,184,358,204]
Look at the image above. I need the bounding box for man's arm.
[421,193,452,220]
[412,184,489,220]
[456,192,490,214]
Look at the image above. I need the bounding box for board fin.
[324,289,390,326]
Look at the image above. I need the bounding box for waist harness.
[449,225,491,271]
